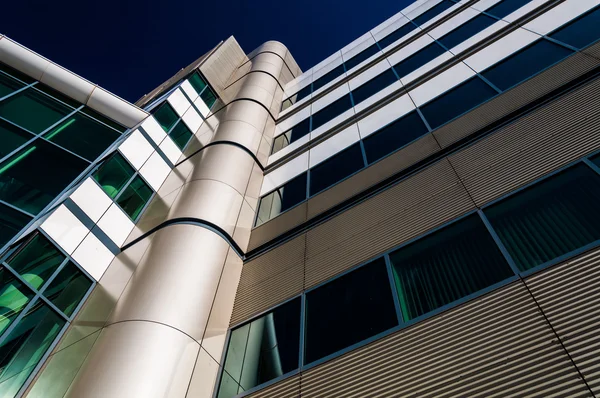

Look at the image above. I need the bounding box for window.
[6,233,64,290]
[389,214,513,321]
[0,140,88,215]
[271,118,311,154]
[80,108,126,133]
[549,6,600,50]
[412,0,454,26]
[200,86,217,109]
[0,73,25,100]
[0,88,73,134]
[420,76,497,129]
[187,72,217,109]
[188,73,207,94]
[256,173,307,226]
[43,112,121,161]
[168,120,193,150]
[377,22,418,50]
[393,42,446,80]
[0,205,31,249]
[344,43,381,71]
[0,120,33,159]
[0,268,34,334]
[363,110,429,163]
[438,14,497,50]
[485,0,535,20]
[304,258,398,364]
[43,261,93,316]
[310,94,353,131]
[0,63,34,86]
[309,143,364,195]
[484,163,600,272]
[281,85,312,111]
[152,102,179,132]
[217,298,301,398]
[115,176,153,220]
[92,153,135,199]
[312,64,345,92]
[481,39,573,91]
[351,69,398,106]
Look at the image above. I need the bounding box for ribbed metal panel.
[231,235,305,326]
[248,201,307,252]
[246,375,300,398]
[526,247,600,395]
[301,282,589,398]
[433,50,600,149]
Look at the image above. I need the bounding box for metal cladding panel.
[526,247,600,395]
[246,374,300,398]
[248,202,307,252]
[433,49,600,149]
[230,235,305,326]
[449,77,600,207]
[305,180,475,289]
[300,282,589,398]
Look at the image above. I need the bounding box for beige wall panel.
[218,100,270,134]
[526,247,600,395]
[227,61,252,87]
[66,322,199,398]
[246,374,300,398]
[270,84,284,118]
[235,75,280,110]
[305,182,475,288]
[279,65,295,89]
[284,51,302,78]
[181,117,219,159]
[433,51,600,148]
[186,347,221,398]
[109,225,229,342]
[248,202,307,251]
[125,186,182,244]
[245,162,264,211]
[233,200,255,251]
[200,36,247,98]
[247,41,289,61]
[301,282,587,397]
[307,133,441,219]
[212,119,263,155]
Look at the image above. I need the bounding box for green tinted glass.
[44,113,120,161]
[0,74,25,100]
[169,120,193,149]
[0,119,33,159]
[92,153,135,199]
[0,64,35,85]
[116,176,153,220]
[0,299,65,398]
[0,205,31,249]
[0,268,34,335]
[152,102,178,132]
[0,88,72,134]
[81,108,126,133]
[6,234,65,290]
[43,261,92,316]
[188,73,207,95]
[200,87,217,109]
[33,85,80,109]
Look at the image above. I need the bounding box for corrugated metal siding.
[526,247,600,395]
[301,282,589,398]
[246,375,300,398]
[248,202,307,252]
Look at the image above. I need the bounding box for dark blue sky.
[1,0,413,103]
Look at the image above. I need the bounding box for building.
[0,0,599,396]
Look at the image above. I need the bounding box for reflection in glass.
[6,234,65,290]
[152,102,179,132]
[549,6,600,50]
[116,176,153,220]
[168,120,193,150]
[0,120,33,159]
[309,143,364,195]
[92,153,135,199]
[256,173,307,226]
[0,205,31,249]
[0,88,72,134]
[0,268,34,335]
[0,74,25,100]
[43,262,92,316]
[271,118,310,154]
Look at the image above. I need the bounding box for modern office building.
[0,0,600,396]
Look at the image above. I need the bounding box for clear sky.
[1,0,414,103]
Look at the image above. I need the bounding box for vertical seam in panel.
[444,156,478,209]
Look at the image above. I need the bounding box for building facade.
[0,0,600,396]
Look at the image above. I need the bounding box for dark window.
[351,69,398,106]
[0,267,35,334]
[271,118,311,154]
[0,63,35,85]
[168,120,193,150]
[92,153,136,199]
[0,88,72,134]
[310,94,353,131]
[152,102,179,132]
[438,14,497,49]
[200,86,217,109]
[43,261,93,316]
[344,43,381,71]
[0,139,88,214]
[188,72,207,94]
[0,73,25,100]
[393,42,446,80]
[413,0,454,26]
[485,0,534,19]
[218,298,301,397]
[390,214,513,321]
[256,173,307,226]
[312,64,345,92]
[484,163,600,272]
[0,119,33,159]
[378,22,418,50]
[281,85,312,112]
[0,204,31,249]
[363,110,429,163]
[116,176,153,220]
[304,258,398,364]
[80,108,127,133]
[420,76,497,129]
[309,143,364,195]
[549,6,600,49]
[481,39,573,91]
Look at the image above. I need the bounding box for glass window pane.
[0,74,25,100]
[420,76,497,129]
[152,102,179,132]
[351,69,398,106]
[0,140,88,214]
[344,44,381,71]
[80,108,126,133]
[312,64,345,92]
[43,261,92,316]
[393,42,446,80]
[363,110,429,163]
[413,0,454,26]
[200,87,217,109]
[218,298,300,397]
[116,176,153,220]
[484,163,600,272]
[309,143,364,195]
[310,94,353,131]
[43,112,121,161]
[256,173,307,226]
[0,120,33,159]
[390,214,513,321]
[0,205,31,249]
[33,85,80,109]
[188,73,207,95]
[0,299,65,398]
[271,118,310,154]
[439,14,497,50]
[0,268,35,335]
[0,63,35,85]
[549,6,600,49]
[305,258,398,364]
[6,234,65,290]
[486,0,534,20]
[92,153,135,199]
[481,39,573,91]
[0,88,72,134]
[378,22,418,50]
[168,120,193,150]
